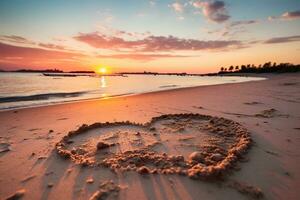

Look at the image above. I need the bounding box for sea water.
[0,73,266,110]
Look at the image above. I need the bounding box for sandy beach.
[0,73,299,200]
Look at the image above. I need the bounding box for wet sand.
[0,73,299,200]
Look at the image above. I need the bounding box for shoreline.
[0,75,267,112]
[0,73,299,200]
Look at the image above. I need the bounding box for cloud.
[74,32,242,52]
[0,35,70,51]
[207,20,258,37]
[0,41,188,66]
[264,35,300,44]
[149,0,156,6]
[97,9,114,24]
[192,0,230,23]
[170,2,184,13]
[95,25,151,39]
[0,42,84,68]
[281,10,300,20]
[0,35,35,45]
[229,20,258,27]
[38,43,66,50]
[269,10,300,21]
[97,53,190,61]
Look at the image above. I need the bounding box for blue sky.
[1,0,299,39]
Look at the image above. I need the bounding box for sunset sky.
[0,0,300,73]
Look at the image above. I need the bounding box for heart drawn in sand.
[55,113,251,180]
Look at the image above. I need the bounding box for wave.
[0,91,87,103]
[159,84,178,88]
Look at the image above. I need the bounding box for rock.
[135,132,141,136]
[188,151,205,163]
[86,178,94,184]
[97,142,110,150]
[137,166,150,174]
[47,183,54,188]
[6,189,25,200]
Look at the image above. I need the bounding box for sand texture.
[0,73,299,200]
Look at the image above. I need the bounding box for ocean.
[0,73,266,110]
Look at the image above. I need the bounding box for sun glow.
[98,67,107,74]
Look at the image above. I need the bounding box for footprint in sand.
[0,142,11,153]
[255,108,289,118]
[244,101,263,105]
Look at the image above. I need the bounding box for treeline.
[219,62,300,74]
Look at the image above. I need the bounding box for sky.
[0,0,300,73]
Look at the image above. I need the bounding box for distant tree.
[263,62,271,68]
[241,65,246,72]
[218,62,299,74]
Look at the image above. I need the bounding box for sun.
[97,67,107,74]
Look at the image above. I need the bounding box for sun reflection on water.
[100,76,107,88]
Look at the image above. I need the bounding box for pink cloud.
[0,40,190,69]
[170,2,184,13]
[0,42,84,69]
[269,10,300,21]
[74,32,242,51]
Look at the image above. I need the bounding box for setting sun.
[97,67,107,74]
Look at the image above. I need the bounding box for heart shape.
[56,113,251,180]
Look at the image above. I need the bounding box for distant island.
[0,69,95,74]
